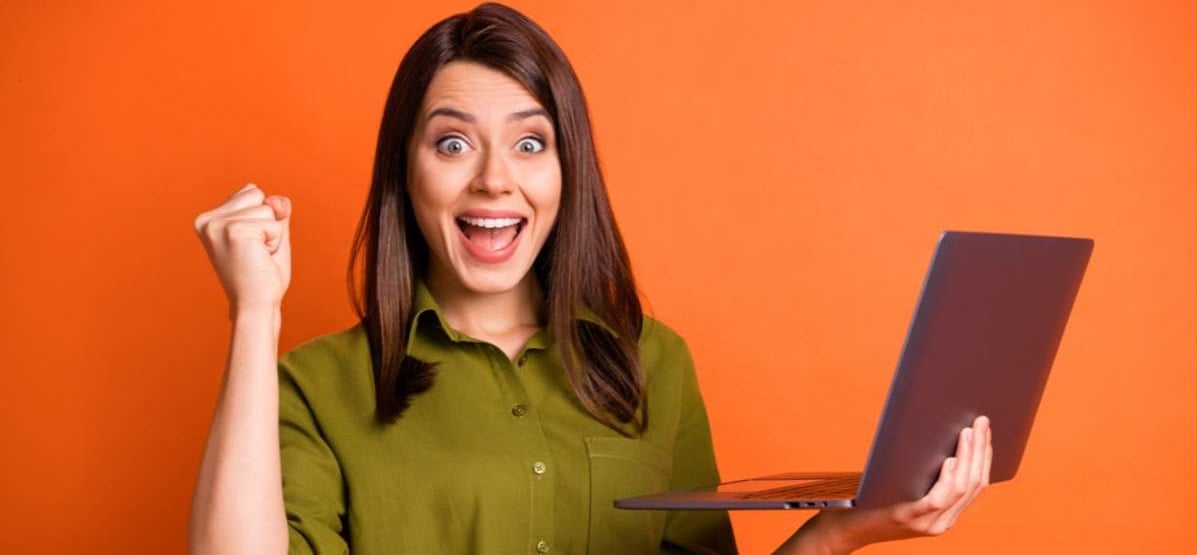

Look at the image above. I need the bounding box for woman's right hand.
[193,183,292,313]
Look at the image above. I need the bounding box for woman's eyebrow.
[427,107,475,123]
[508,107,549,122]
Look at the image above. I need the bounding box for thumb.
[265,196,291,221]
[272,197,292,271]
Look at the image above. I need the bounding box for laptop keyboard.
[736,475,861,500]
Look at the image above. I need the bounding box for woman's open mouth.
[456,215,526,263]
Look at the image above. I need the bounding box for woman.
[189,3,992,554]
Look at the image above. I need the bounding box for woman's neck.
[423,268,544,355]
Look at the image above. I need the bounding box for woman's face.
[407,61,562,297]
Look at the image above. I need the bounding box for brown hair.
[347,3,646,435]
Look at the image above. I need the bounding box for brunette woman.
[189,4,992,554]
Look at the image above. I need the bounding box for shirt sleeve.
[278,353,350,555]
[660,339,738,554]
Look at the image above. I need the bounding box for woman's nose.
[470,147,514,195]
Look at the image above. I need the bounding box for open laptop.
[616,230,1093,510]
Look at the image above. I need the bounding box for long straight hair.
[347,3,646,435]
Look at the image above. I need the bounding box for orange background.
[1,1,1193,553]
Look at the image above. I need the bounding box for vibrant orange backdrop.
[1,1,1192,553]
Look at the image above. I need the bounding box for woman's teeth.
[457,216,524,252]
[458,216,522,228]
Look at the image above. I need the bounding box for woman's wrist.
[230,302,282,337]
[775,511,859,555]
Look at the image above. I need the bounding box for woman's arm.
[188,184,293,554]
[774,416,994,555]
[188,306,288,555]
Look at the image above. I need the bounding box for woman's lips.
[456,216,525,263]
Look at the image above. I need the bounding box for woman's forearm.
[188,304,287,555]
[773,512,855,555]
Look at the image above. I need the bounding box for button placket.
[494,344,553,554]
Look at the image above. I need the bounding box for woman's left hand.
[775,415,994,555]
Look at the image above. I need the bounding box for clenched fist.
[193,183,292,314]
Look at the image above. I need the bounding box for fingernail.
[964,428,972,442]
[242,182,257,191]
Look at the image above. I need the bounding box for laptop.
[616,230,1093,510]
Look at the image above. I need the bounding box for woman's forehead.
[421,61,546,119]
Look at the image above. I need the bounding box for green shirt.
[279,283,736,554]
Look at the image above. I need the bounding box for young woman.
[189,3,992,554]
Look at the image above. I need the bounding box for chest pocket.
[585,436,673,554]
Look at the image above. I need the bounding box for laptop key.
[737,476,860,500]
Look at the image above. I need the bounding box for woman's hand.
[193,183,293,314]
[776,415,994,554]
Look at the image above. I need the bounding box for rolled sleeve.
[279,354,349,555]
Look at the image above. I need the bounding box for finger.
[257,218,287,254]
[939,418,993,526]
[931,456,973,532]
[907,456,960,521]
[220,217,287,253]
[274,216,292,272]
[232,182,258,197]
[214,183,267,216]
[262,196,291,256]
[960,417,990,505]
[195,184,267,232]
[271,198,292,272]
[953,425,974,495]
[223,204,277,221]
[263,196,291,221]
[968,417,990,489]
[923,426,973,523]
[265,220,285,254]
[935,466,983,532]
[981,426,993,488]
[198,205,277,239]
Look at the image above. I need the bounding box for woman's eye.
[516,137,545,154]
[435,137,471,155]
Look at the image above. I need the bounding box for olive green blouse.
[279,283,736,554]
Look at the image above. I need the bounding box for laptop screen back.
[855,231,1093,509]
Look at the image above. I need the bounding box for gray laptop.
[616,230,1093,510]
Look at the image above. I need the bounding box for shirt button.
[536,540,550,553]
[532,461,547,475]
[517,354,528,367]
[511,404,528,417]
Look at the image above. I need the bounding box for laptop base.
[614,472,860,510]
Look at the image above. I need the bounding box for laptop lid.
[854,231,1093,508]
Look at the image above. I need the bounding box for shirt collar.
[407,280,620,352]
[408,280,462,345]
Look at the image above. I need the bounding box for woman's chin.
[449,263,536,296]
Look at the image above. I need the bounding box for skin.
[406,60,562,359]
[190,185,292,554]
[187,60,992,555]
